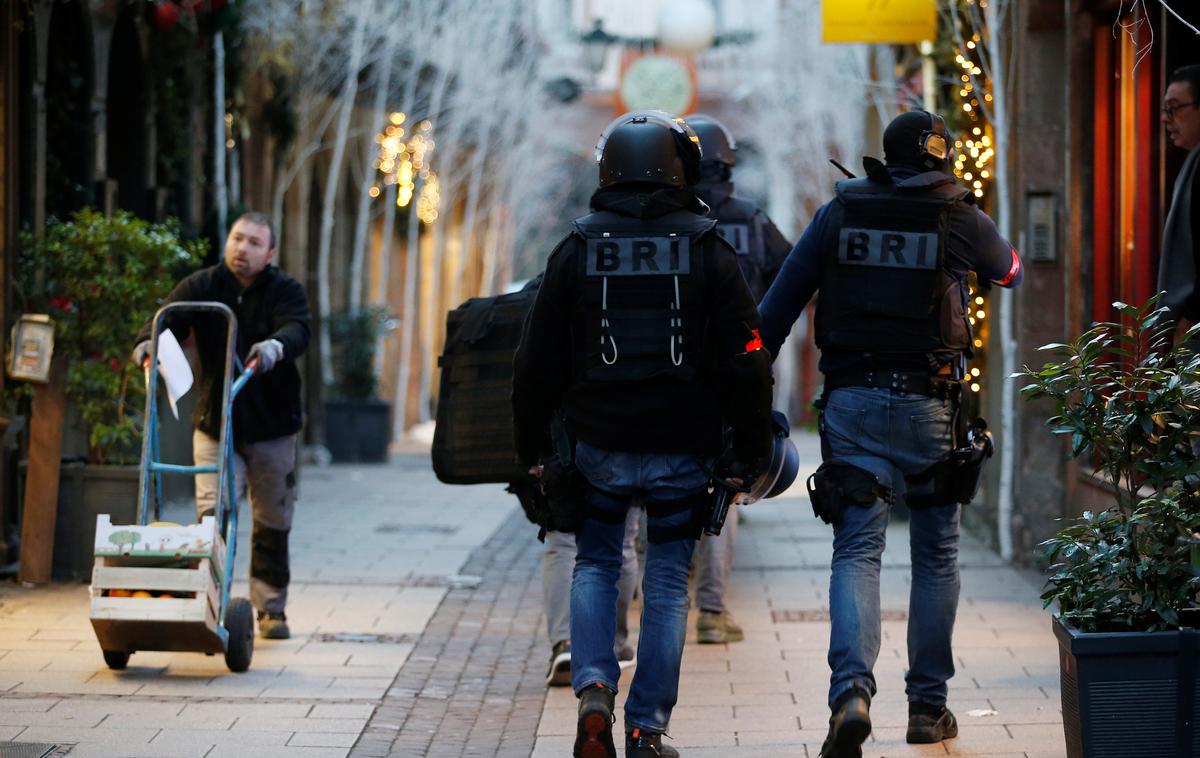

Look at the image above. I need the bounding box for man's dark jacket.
[135,263,311,444]
[512,190,772,467]
[696,180,792,302]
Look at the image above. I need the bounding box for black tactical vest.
[572,210,717,384]
[815,174,972,362]
[709,195,771,301]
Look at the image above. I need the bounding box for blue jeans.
[570,442,708,734]
[820,387,961,709]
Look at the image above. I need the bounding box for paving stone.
[288,732,359,747]
[232,717,366,733]
[206,747,349,758]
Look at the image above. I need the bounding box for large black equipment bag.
[432,276,540,484]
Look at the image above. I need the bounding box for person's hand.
[247,339,284,373]
[132,340,152,368]
[527,465,544,480]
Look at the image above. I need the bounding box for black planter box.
[324,400,391,463]
[18,461,140,581]
[1054,616,1200,758]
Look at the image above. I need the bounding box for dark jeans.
[570,442,708,734]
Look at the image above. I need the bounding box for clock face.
[619,55,694,115]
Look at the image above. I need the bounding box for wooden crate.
[89,515,229,654]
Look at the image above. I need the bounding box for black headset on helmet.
[918,111,952,169]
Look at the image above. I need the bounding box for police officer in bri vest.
[758,110,1023,758]
[513,111,772,758]
[686,113,792,647]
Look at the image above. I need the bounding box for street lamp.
[657,0,717,54]
[580,20,617,76]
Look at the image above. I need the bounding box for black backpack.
[431,276,541,484]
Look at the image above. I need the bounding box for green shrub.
[15,209,206,464]
[328,307,388,400]
[1019,296,1200,632]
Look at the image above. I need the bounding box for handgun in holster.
[806,463,891,525]
[906,417,995,508]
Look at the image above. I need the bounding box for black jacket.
[512,199,771,467]
[135,263,311,443]
[696,180,792,302]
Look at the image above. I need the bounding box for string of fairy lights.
[371,112,441,224]
[949,27,992,395]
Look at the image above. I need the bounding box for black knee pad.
[251,525,291,589]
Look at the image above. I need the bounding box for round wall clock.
[618,54,696,115]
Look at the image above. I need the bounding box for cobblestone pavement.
[1,437,1071,757]
[349,513,545,758]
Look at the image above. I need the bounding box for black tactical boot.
[574,683,616,758]
[625,728,679,757]
[819,687,872,758]
[906,702,958,744]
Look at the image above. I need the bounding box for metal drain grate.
[769,535,833,543]
[374,523,460,535]
[0,744,67,758]
[311,632,417,644]
[771,609,908,623]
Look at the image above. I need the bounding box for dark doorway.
[44,0,93,220]
[106,7,148,217]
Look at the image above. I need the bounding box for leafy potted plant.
[14,208,204,579]
[324,306,391,463]
[1019,296,1200,758]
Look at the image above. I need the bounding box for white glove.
[247,339,284,373]
[132,340,152,368]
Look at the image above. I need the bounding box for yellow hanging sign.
[822,0,937,44]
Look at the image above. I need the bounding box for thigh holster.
[806,463,892,525]
[644,493,707,544]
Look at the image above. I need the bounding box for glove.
[247,339,284,373]
[132,340,152,368]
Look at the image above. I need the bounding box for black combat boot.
[574,683,616,758]
[625,727,679,757]
[819,686,872,758]
[906,702,958,744]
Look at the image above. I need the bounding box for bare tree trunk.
[410,65,451,426]
[373,181,398,379]
[394,170,424,437]
[391,68,445,436]
[453,145,486,305]
[349,30,397,312]
[315,4,369,387]
[213,31,228,238]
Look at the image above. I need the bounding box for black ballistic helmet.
[743,411,801,503]
[685,113,738,167]
[595,111,704,189]
[883,110,954,171]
